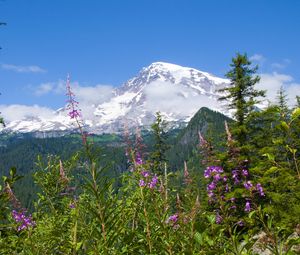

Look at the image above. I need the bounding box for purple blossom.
[12,210,35,231]
[216,212,223,224]
[256,183,265,196]
[232,170,239,178]
[237,220,244,226]
[207,191,214,198]
[207,181,216,191]
[213,174,222,182]
[66,75,82,120]
[229,205,237,210]
[168,214,179,223]
[243,181,253,190]
[141,171,150,178]
[244,201,251,212]
[135,153,143,165]
[232,170,240,184]
[242,169,249,177]
[225,184,229,192]
[139,179,146,187]
[148,175,158,189]
[204,166,223,178]
[69,203,76,209]
[68,109,81,119]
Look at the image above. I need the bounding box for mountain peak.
[2,62,231,134]
[146,61,184,70]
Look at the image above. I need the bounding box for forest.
[0,53,300,254]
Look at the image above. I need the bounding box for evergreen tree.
[276,86,289,120]
[150,112,169,174]
[0,93,4,127]
[218,53,265,145]
[296,95,300,107]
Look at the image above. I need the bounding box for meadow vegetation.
[0,53,300,254]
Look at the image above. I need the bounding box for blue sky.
[0,0,300,115]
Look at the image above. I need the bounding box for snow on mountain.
[93,62,230,132]
[1,62,230,134]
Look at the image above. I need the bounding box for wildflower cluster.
[12,209,35,232]
[139,170,159,189]
[204,166,265,224]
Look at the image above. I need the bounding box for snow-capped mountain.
[1,62,230,134]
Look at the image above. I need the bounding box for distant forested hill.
[0,107,231,209]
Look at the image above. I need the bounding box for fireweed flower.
[232,169,240,184]
[168,214,179,223]
[237,220,244,226]
[207,181,216,191]
[139,179,146,187]
[135,152,143,165]
[244,201,251,212]
[141,171,150,178]
[216,212,223,224]
[204,166,223,178]
[243,180,253,190]
[66,75,81,119]
[256,183,265,196]
[242,169,249,177]
[149,175,158,189]
[12,210,36,232]
[213,173,222,182]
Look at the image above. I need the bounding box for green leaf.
[194,231,203,245]
[9,167,16,177]
[291,107,300,120]
[265,166,278,175]
[286,145,297,154]
[76,241,83,251]
[248,210,256,219]
[280,121,289,131]
[263,153,275,162]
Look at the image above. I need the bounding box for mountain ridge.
[1,62,230,134]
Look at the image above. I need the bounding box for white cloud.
[144,81,220,118]
[72,84,114,105]
[271,59,290,70]
[271,63,285,69]
[250,54,266,63]
[34,83,54,96]
[1,64,46,73]
[33,80,115,119]
[0,104,56,122]
[34,80,114,103]
[256,72,300,106]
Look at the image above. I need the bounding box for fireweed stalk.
[66,74,89,148]
[66,75,111,252]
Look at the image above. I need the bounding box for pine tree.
[0,93,5,127]
[218,53,265,145]
[150,112,169,174]
[296,95,300,108]
[276,86,289,120]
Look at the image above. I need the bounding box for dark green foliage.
[150,112,169,174]
[219,53,265,145]
[276,86,290,120]
[167,107,233,171]
[296,95,300,107]
[247,106,300,227]
[0,134,127,211]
